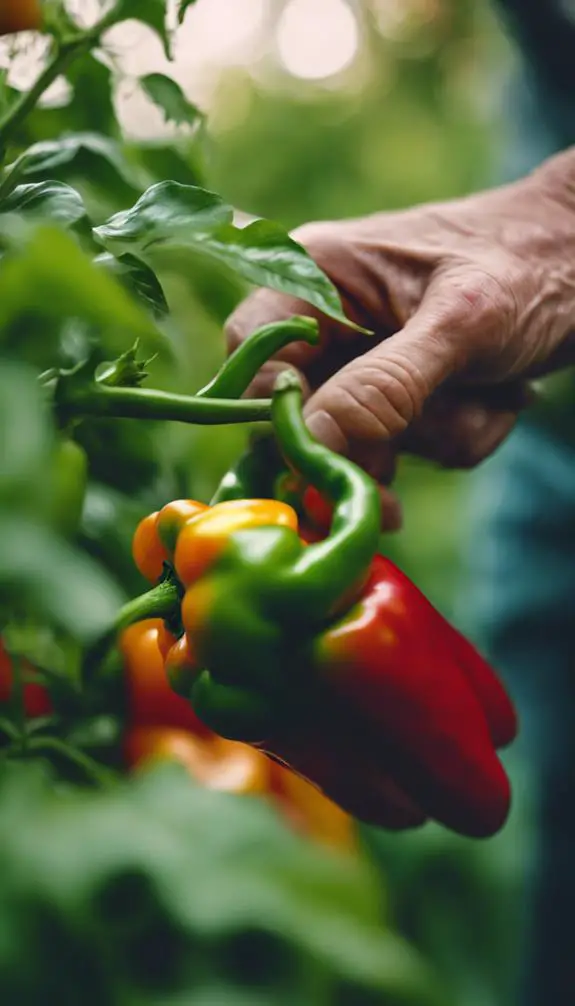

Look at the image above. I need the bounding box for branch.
[0,5,121,155]
[56,382,272,426]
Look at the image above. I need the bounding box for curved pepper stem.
[197,317,319,400]
[270,369,381,621]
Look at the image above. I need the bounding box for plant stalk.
[57,383,272,426]
[0,6,121,154]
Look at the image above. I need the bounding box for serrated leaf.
[0,225,162,349]
[95,183,362,329]
[0,182,88,229]
[6,133,146,190]
[112,0,172,59]
[178,0,199,24]
[140,73,203,129]
[94,252,169,318]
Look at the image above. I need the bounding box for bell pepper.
[299,491,517,752]
[312,554,514,837]
[161,371,516,838]
[124,725,271,796]
[132,499,208,584]
[120,620,208,736]
[0,641,52,719]
[122,623,356,851]
[126,367,516,838]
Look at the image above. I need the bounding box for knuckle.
[436,260,520,362]
[333,359,422,443]
[455,262,518,325]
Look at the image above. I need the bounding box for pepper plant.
[0,3,515,1004]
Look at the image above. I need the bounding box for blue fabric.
[453,5,575,1003]
[462,419,575,1004]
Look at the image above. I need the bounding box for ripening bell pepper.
[124,725,271,796]
[132,499,208,584]
[128,370,517,839]
[311,554,515,837]
[0,641,52,719]
[120,620,208,736]
[169,372,517,838]
[299,492,517,752]
[121,622,356,851]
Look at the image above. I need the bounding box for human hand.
[226,150,575,522]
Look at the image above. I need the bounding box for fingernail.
[305,409,348,455]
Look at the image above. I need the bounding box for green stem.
[271,369,381,620]
[0,8,119,156]
[57,383,272,426]
[9,652,27,751]
[83,580,181,680]
[115,580,181,633]
[27,736,118,787]
[197,317,319,400]
[0,157,24,201]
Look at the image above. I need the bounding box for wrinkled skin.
[226,149,575,525]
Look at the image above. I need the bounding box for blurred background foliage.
[0,1,529,1003]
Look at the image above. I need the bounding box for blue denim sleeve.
[494,1,575,96]
[491,1,575,177]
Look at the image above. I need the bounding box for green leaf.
[0,763,447,1005]
[0,182,88,230]
[0,69,18,119]
[94,181,232,249]
[112,0,172,59]
[95,183,362,329]
[0,516,125,642]
[0,225,162,350]
[6,134,147,191]
[94,252,169,318]
[20,57,118,156]
[188,218,360,328]
[40,0,79,39]
[178,0,199,24]
[140,73,203,129]
[0,361,53,509]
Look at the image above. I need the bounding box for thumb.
[304,278,466,456]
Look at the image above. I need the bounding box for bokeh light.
[276,0,360,81]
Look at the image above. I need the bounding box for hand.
[226,150,575,519]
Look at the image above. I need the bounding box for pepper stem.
[83,579,181,680]
[197,317,319,400]
[271,369,381,621]
[56,383,272,426]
